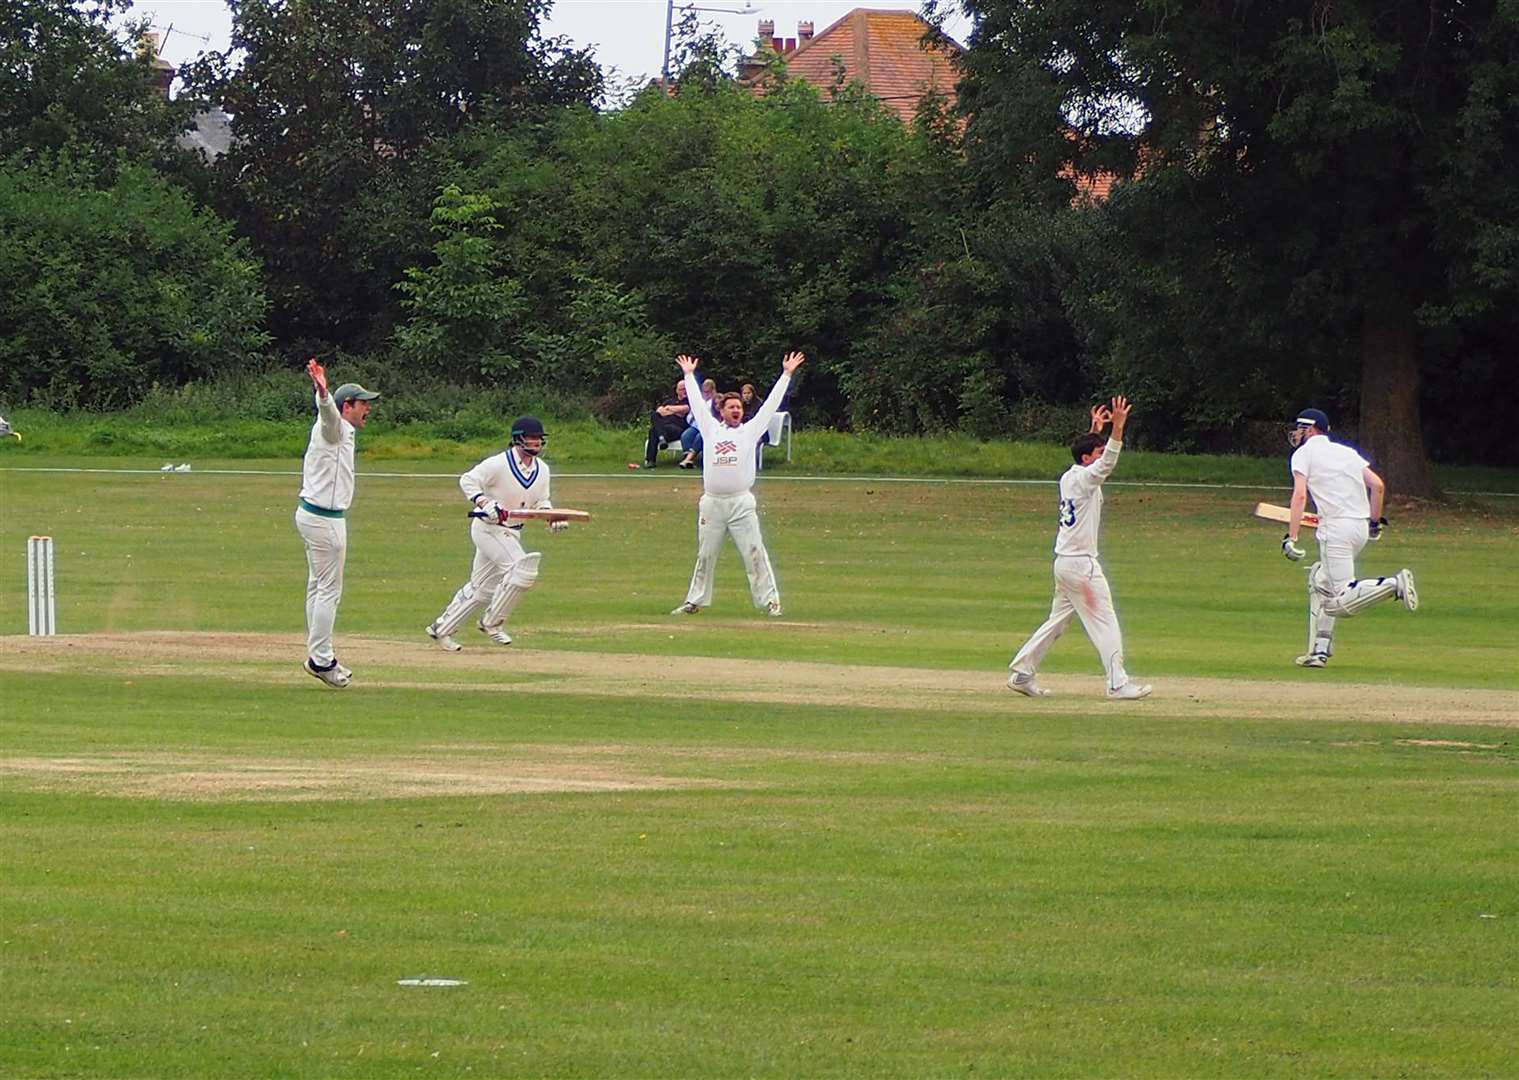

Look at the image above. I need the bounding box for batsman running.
[1282,408,1417,667]
[1007,396,1152,700]
[425,416,570,650]
[669,350,804,618]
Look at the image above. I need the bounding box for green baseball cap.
[332,383,380,409]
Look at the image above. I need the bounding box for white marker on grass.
[396,977,468,987]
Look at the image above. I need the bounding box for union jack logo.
[714,440,738,455]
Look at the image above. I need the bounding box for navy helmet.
[1288,407,1329,448]
[511,415,547,455]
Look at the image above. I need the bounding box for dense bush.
[0,154,270,409]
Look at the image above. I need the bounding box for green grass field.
[2,456,1516,1078]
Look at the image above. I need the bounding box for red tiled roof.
[764,9,962,124]
[744,11,1121,203]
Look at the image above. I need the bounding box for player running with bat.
[425,416,576,650]
[1280,408,1417,668]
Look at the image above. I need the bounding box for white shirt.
[684,372,791,497]
[1053,439,1121,558]
[460,447,553,524]
[1290,434,1370,520]
[298,391,357,511]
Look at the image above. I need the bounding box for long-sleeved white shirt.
[459,447,553,525]
[1289,434,1371,520]
[1053,439,1121,558]
[298,390,357,511]
[684,371,791,497]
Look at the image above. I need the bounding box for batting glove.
[1282,535,1306,561]
[473,499,505,524]
[549,519,570,533]
[1368,516,1388,540]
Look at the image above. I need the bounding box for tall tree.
[0,0,195,173]
[180,0,600,351]
[951,0,1519,493]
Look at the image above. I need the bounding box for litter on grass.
[397,977,468,987]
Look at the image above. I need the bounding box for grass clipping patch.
[0,751,732,802]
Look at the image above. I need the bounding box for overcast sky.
[135,0,974,90]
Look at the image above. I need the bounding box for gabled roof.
[764,9,962,123]
[178,107,234,160]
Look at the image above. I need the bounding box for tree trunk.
[1358,314,1440,499]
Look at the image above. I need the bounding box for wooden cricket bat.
[505,508,591,523]
[469,507,592,523]
[1253,502,1319,529]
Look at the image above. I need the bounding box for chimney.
[798,21,814,42]
[784,37,796,52]
[758,18,774,40]
[773,36,784,52]
[138,32,175,99]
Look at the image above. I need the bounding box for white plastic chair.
[757,411,792,470]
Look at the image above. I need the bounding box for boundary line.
[1,464,1517,497]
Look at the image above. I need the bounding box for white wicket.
[27,535,56,636]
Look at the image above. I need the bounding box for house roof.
[177,107,234,160]
[765,9,962,123]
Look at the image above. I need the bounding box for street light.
[661,0,761,81]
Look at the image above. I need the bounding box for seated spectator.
[678,378,719,468]
[643,379,691,468]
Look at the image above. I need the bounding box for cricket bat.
[505,508,591,523]
[1253,502,1319,530]
[469,507,592,524]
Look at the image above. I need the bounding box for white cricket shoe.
[1294,652,1329,668]
[1106,681,1152,700]
[334,661,352,680]
[425,622,462,652]
[1397,568,1419,611]
[304,658,351,688]
[1006,673,1051,698]
[478,620,512,645]
[766,600,783,618]
[671,602,700,615]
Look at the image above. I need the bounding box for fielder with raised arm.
[426,416,570,650]
[1007,396,1152,700]
[295,359,380,688]
[1281,408,1417,667]
[670,351,804,618]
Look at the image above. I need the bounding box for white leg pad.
[482,552,541,627]
[432,582,483,637]
[1306,563,1334,657]
[1325,576,1400,618]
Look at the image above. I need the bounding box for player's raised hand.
[676,354,700,375]
[1089,404,1112,433]
[307,358,329,397]
[781,351,806,375]
[1108,395,1132,439]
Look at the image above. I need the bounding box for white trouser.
[433,519,539,635]
[295,507,347,666]
[1009,555,1132,691]
[683,491,779,609]
[1306,516,1400,655]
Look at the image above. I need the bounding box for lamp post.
[661,0,760,81]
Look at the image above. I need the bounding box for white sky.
[134,0,974,89]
